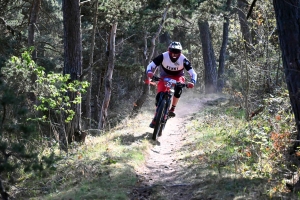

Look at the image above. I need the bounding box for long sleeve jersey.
[146,52,197,83]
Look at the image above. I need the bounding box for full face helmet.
[168,41,182,59]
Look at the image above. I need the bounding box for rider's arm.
[146,54,164,73]
[183,58,197,84]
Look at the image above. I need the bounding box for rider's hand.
[187,82,194,88]
[147,71,154,78]
[144,79,151,85]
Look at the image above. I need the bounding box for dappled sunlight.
[24,109,161,199]
[22,91,298,200]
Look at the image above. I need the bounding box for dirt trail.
[131,92,211,200]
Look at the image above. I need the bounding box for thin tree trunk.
[86,0,98,129]
[62,0,83,151]
[98,22,117,129]
[28,0,41,103]
[131,5,170,117]
[218,0,232,93]
[237,0,253,52]
[242,59,250,121]
[0,179,8,200]
[95,67,104,125]
[198,20,217,94]
[273,0,300,144]
[28,0,41,61]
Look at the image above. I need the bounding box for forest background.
[1,0,300,199]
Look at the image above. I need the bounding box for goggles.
[169,48,181,54]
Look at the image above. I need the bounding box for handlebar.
[150,76,187,88]
[151,76,160,82]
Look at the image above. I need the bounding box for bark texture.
[62,0,83,150]
[273,0,300,142]
[28,0,41,60]
[86,0,98,129]
[218,0,232,92]
[199,20,217,94]
[98,23,117,130]
[237,0,253,52]
[27,0,41,103]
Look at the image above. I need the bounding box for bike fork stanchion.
[153,93,172,140]
[152,99,166,140]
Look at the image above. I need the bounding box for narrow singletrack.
[131,92,207,200]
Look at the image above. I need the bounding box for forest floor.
[130,92,227,200]
[23,89,299,200]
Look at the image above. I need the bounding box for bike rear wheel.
[152,99,166,140]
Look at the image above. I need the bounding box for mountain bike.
[150,76,188,141]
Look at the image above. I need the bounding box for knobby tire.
[152,99,166,140]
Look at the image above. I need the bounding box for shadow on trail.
[171,139,295,199]
[112,132,161,146]
[130,171,267,200]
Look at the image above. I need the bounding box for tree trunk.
[218,0,232,93]
[62,0,82,150]
[28,0,41,61]
[131,5,170,117]
[237,0,253,52]
[27,0,41,103]
[95,67,104,125]
[98,23,117,130]
[86,0,98,129]
[0,179,8,200]
[198,20,217,94]
[130,33,150,117]
[273,0,300,145]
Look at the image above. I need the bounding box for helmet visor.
[169,48,181,54]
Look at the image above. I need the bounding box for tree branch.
[247,0,257,19]
[148,4,170,62]
[80,0,91,6]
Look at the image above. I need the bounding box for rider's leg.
[170,96,179,111]
[155,92,163,106]
[168,85,182,117]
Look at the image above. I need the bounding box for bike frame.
[157,78,176,119]
[151,76,186,140]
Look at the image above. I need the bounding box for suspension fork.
[155,91,172,121]
[163,92,172,120]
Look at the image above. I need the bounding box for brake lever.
[152,76,160,82]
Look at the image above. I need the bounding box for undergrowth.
[10,90,300,199]
[12,112,153,200]
[185,90,300,199]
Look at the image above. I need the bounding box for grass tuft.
[183,92,297,199]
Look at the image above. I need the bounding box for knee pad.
[174,85,182,98]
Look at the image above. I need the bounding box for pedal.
[168,112,176,118]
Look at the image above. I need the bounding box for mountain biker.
[146,41,197,128]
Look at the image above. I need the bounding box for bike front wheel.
[152,99,166,140]
[158,119,167,137]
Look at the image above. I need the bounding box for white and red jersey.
[146,52,197,83]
